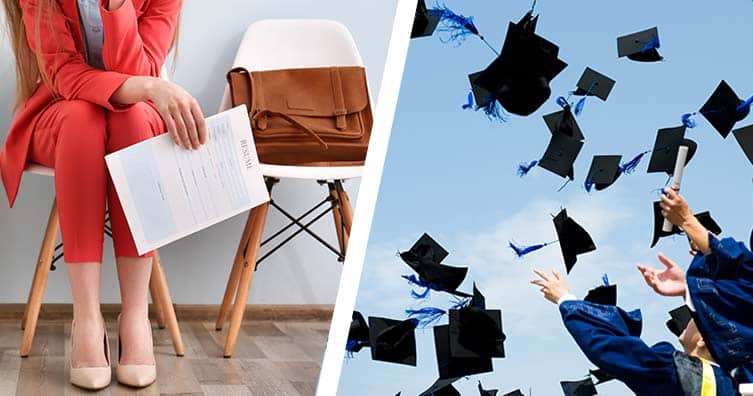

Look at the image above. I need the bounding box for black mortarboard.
[666,305,693,337]
[589,369,615,385]
[367,317,417,366]
[560,378,598,396]
[418,378,461,396]
[585,155,622,191]
[650,202,723,248]
[347,311,370,352]
[400,234,471,298]
[449,285,506,359]
[474,16,567,116]
[574,67,616,101]
[503,391,525,396]
[412,0,442,39]
[733,125,753,165]
[478,381,499,396]
[434,324,494,379]
[646,126,697,175]
[469,71,495,110]
[584,284,617,306]
[554,209,596,274]
[544,107,585,140]
[699,80,750,138]
[617,27,663,62]
[538,132,584,181]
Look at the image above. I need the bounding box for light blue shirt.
[77,0,105,69]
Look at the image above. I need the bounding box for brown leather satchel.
[227,66,373,166]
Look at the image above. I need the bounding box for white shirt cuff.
[685,286,696,312]
[558,293,578,306]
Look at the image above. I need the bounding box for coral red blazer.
[0,0,180,208]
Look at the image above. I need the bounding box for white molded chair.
[18,66,185,357]
[214,19,368,357]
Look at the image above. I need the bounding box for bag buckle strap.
[331,68,347,130]
[252,110,329,150]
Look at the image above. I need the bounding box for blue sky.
[337,0,753,395]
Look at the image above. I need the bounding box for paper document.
[105,105,269,255]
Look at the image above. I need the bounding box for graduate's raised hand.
[660,188,693,227]
[531,268,569,304]
[636,253,686,297]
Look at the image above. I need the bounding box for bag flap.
[251,66,369,117]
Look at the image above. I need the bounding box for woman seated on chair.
[0,0,206,390]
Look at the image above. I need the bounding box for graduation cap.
[478,381,499,396]
[650,202,723,248]
[560,378,598,396]
[474,12,567,116]
[509,209,596,274]
[367,317,418,366]
[536,128,584,181]
[588,369,615,385]
[346,311,370,353]
[617,27,663,62]
[569,68,616,116]
[465,71,507,122]
[699,80,752,138]
[418,378,461,396]
[448,285,506,358]
[544,107,585,140]
[646,126,697,175]
[412,0,442,39]
[666,305,693,337]
[583,275,617,306]
[584,155,622,192]
[434,324,494,379]
[400,233,471,298]
[733,125,753,166]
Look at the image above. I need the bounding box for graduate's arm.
[661,188,713,254]
[559,301,678,391]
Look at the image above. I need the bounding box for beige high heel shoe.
[115,314,157,387]
[69,318,112,390]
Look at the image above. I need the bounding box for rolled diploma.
[663,145,689,232]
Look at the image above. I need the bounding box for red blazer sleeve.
[99,0,181,76]
[20,0,131,111]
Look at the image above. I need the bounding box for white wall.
[0,0,398,304]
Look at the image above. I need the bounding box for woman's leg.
[105,102,166,365]
[28,100,109,368]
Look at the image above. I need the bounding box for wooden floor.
[0,318,330,395]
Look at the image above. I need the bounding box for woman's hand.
[145,78,207,150]
[660,188,693,228]
[111,76,207,150]
[636,253,687,296]
[531,269,569,304]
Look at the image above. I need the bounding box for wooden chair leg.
[150,252,185,356]
[337,182,354,236]
[215,210,256,331]
[20,199,60,357]
[224,203,269,358]
[149,270,166,329]
[328,184,347,255]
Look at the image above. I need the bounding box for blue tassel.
[640,34,660,53]
[462,91,474,110]
[405,307,446,328]
[508,241,548,257]
[435,3,480,45]
[574,96,587,116]
[602,274,610,287]
[481,96,507,122]
[402,274,433,299]
[450,296,470,310]
[619,150,650,174]
[584,175,595,193]
[681,112,697,129]
[556,96,570,109]
[737,94,753,114]
[517,160,538,177]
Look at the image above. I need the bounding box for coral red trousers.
[28,99,166,263]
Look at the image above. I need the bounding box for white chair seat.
[24,163,54,177]
[260,164,362,180]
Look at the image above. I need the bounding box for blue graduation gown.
[687,235,753,383]
[560,300,738,395]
